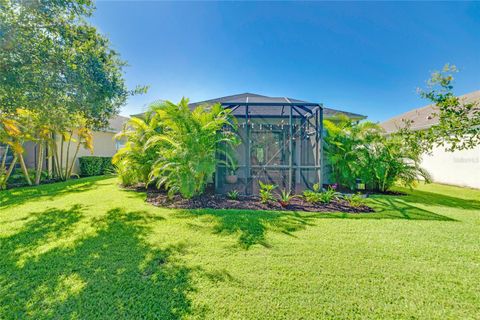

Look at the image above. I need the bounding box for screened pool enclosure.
[204,94,323,195]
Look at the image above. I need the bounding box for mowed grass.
[0,177,479,319]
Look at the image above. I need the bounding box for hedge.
[79,156,114,177]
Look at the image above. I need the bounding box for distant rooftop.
[381,90,480,134]
[133,93,366,119]
[104,115,130,133]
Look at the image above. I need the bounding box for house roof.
[380,90,480,134]
[104,115,130,133]
[133,93,366,119]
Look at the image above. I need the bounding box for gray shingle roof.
[188,93,316,117]
[188,93,310,106]
[137,93,365,119]
[380,90,480,134]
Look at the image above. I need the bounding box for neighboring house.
[23,115,129,175]
[136,93,366,194]
[381,90,480,189]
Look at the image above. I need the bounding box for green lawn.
[0,177,479,319]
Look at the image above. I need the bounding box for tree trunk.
[67,141,81,178]
[1,156,18,189]
[51,140,63,180]
[35,141,44,185]
[18,153,32,185]
[64,131,72,179]
[46,141,53,179]
[60,135,64,179]
[1,145,9,171]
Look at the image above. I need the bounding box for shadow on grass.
[0,206,200,319]
[0,176,113,209]
[178,209,313,249]
[395,188,480,211]
[177,189,460,249]
[366,197,457,221]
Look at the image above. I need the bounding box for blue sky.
[91,1,480,122]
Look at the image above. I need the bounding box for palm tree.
[324,115,430,192]
[145,99,239,198]
[0,117,19,189]
[63,115,94,180]
[113,107,164,186]
[323,115,382,190]
[0,111,31,186]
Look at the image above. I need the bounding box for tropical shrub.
[303,190,323,204]
[324,116,431,192]
[320,187,341,204]
[115,160,139,187]
[227,189,240,200]
[303,183,322,203]
[113,109,165,186]
[259,181,277,204]
[323,116,383,190]
[145,99,239,198]
[361,136,431,192]
[278,189,296,207]
[343,193,365,208]
[312,183,322,192]
[303,186,340,204]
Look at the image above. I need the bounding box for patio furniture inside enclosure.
[214,95,323,195]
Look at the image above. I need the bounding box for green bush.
[79,156,113,177]
[303,186,340,204]
[303,190,323,203]
[101,157,115,174]
[324,115,431,192]
[343,193,366,208]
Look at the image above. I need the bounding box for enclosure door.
[250,129,292,193]
[251,130,286,166]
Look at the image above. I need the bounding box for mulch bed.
[142,188,374,213]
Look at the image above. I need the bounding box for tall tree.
[0,0,144,128]
[0,0,145,184]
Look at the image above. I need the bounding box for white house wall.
[56,131,122,174]
[421,145,480,189]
